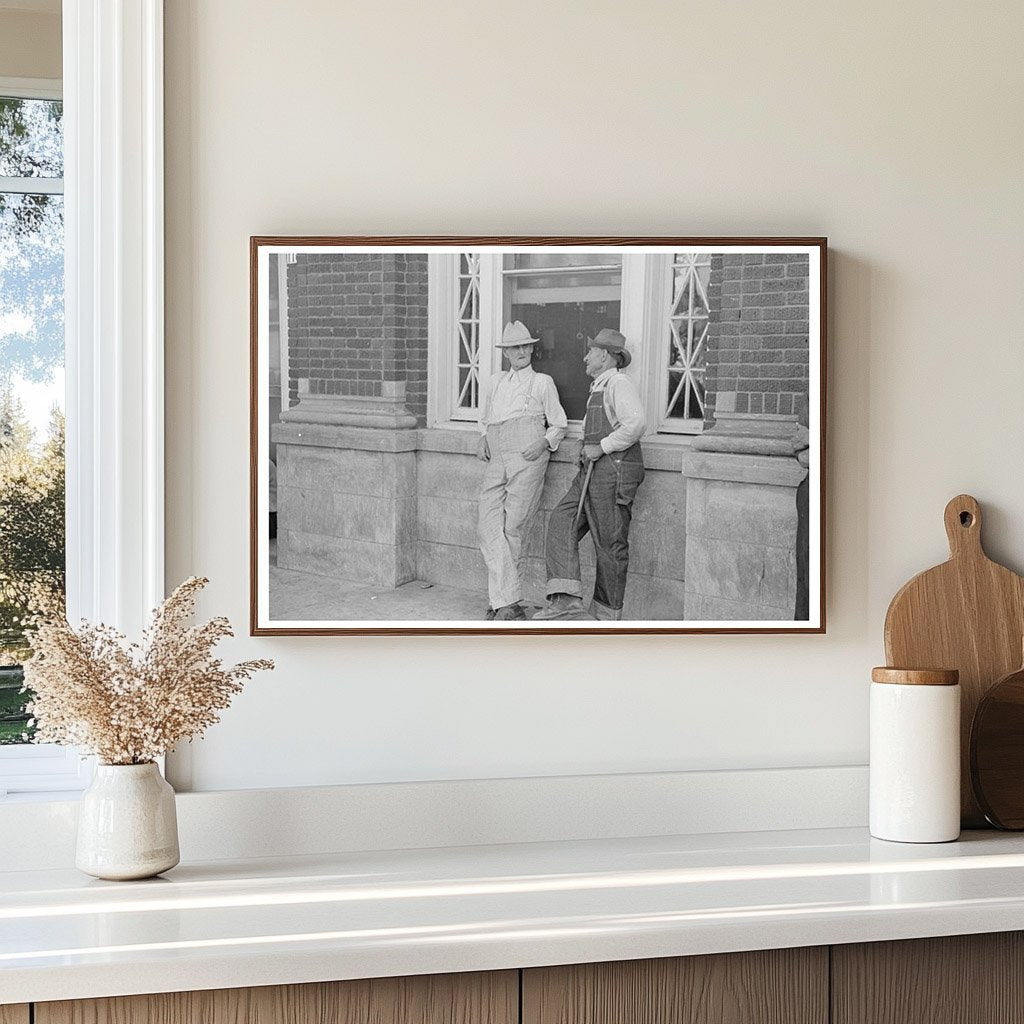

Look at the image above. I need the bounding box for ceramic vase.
[76,762,180,880]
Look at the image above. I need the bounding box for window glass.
[0,98,62,178]
[664,253,710,426]
[456,253,481,411]
[502,254,622,421]
[0,97,65,745]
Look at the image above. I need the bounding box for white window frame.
[428,250,703,441]
[427,252,497,426]
[0,0,164,798]
[0,76,84,794]
[659,252,711,434]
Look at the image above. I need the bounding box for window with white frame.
[0,80,91,796]
[455,252,483,416]
[429,250,708,436]
[659,252,711,433]
[0,84,65,754]
[0,0,166,798]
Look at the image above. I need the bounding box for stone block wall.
[704,253,811,427]
[274,426,418,589]
[287,253,429,423]
[275,428,689,620]
[413,436,688,620]
[681,448,807,620]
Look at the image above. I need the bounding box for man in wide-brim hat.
[534,328,646,621]
[476,320,568,621]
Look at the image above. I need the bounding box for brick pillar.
[273,252,430,590]
[704,252,810,427]
[285,252,428,427]
[386,254,429,425]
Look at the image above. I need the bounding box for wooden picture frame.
[250,237,826,635]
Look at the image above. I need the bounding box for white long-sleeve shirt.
[479,366,568,451]
[589,368,647,454]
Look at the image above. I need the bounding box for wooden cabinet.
[14,933,1024,1024]
[522,948,828,1024]
[832,932,1024,1024]
[34,972,517,1024]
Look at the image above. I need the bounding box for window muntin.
[455,253,482,415]
[660,252,710,433]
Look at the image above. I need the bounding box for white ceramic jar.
[76,762,180,880]
[870,667,961,843]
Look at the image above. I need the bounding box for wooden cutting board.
[884,494,1024,827]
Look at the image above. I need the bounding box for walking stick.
[574,457,595,527]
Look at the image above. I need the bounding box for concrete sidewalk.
[268,541,544,622]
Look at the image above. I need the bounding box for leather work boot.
[531,593,588,620]
[492,603,526,621]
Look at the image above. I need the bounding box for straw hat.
[497,321,539,347]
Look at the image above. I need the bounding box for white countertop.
[5,826,1024,1004]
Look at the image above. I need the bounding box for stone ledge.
[273,423,420,453]
[416,427,480,456]
[682,450,808,488]
[414,429,695,473]
[694,411,808,458]
[281,393,417,430]
[276,423,696,474]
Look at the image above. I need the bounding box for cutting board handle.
[944,494,983,559]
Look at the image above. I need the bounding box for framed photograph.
[250,236,826,635]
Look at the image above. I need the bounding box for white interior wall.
[163,0,1024,792]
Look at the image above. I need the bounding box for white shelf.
[4,826,1024,1004]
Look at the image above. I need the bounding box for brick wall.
[704,253,811,426]
[386,254,429,423]
[287,252,429,423]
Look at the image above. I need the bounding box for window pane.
[0,663,29,743]
[0,186,65,744]
[503,255,622,421]
[0,98,63,178]
[663,253,710,425]
[506,252,621,292]
[456,253,481,411]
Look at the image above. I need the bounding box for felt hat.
[497,320,539,347]
[587,327,631,368]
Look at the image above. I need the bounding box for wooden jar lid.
[871,667,960,686]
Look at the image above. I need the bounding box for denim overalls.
[544,382,645,619]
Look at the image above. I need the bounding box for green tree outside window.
[0,95,65,743]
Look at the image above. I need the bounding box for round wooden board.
[971,664,1024,829]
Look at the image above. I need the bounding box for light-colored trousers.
[478,415,549,609]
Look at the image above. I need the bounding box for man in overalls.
[533,328,645,621]
[477,321,568,621]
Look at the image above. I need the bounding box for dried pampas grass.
[23,576,274,765]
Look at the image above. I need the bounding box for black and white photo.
[250,238,825,634]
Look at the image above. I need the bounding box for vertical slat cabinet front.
[35,971,519,1024]
[832,933,1024,1024]
[0,1007,30,1024]
[522,949,828,1024]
